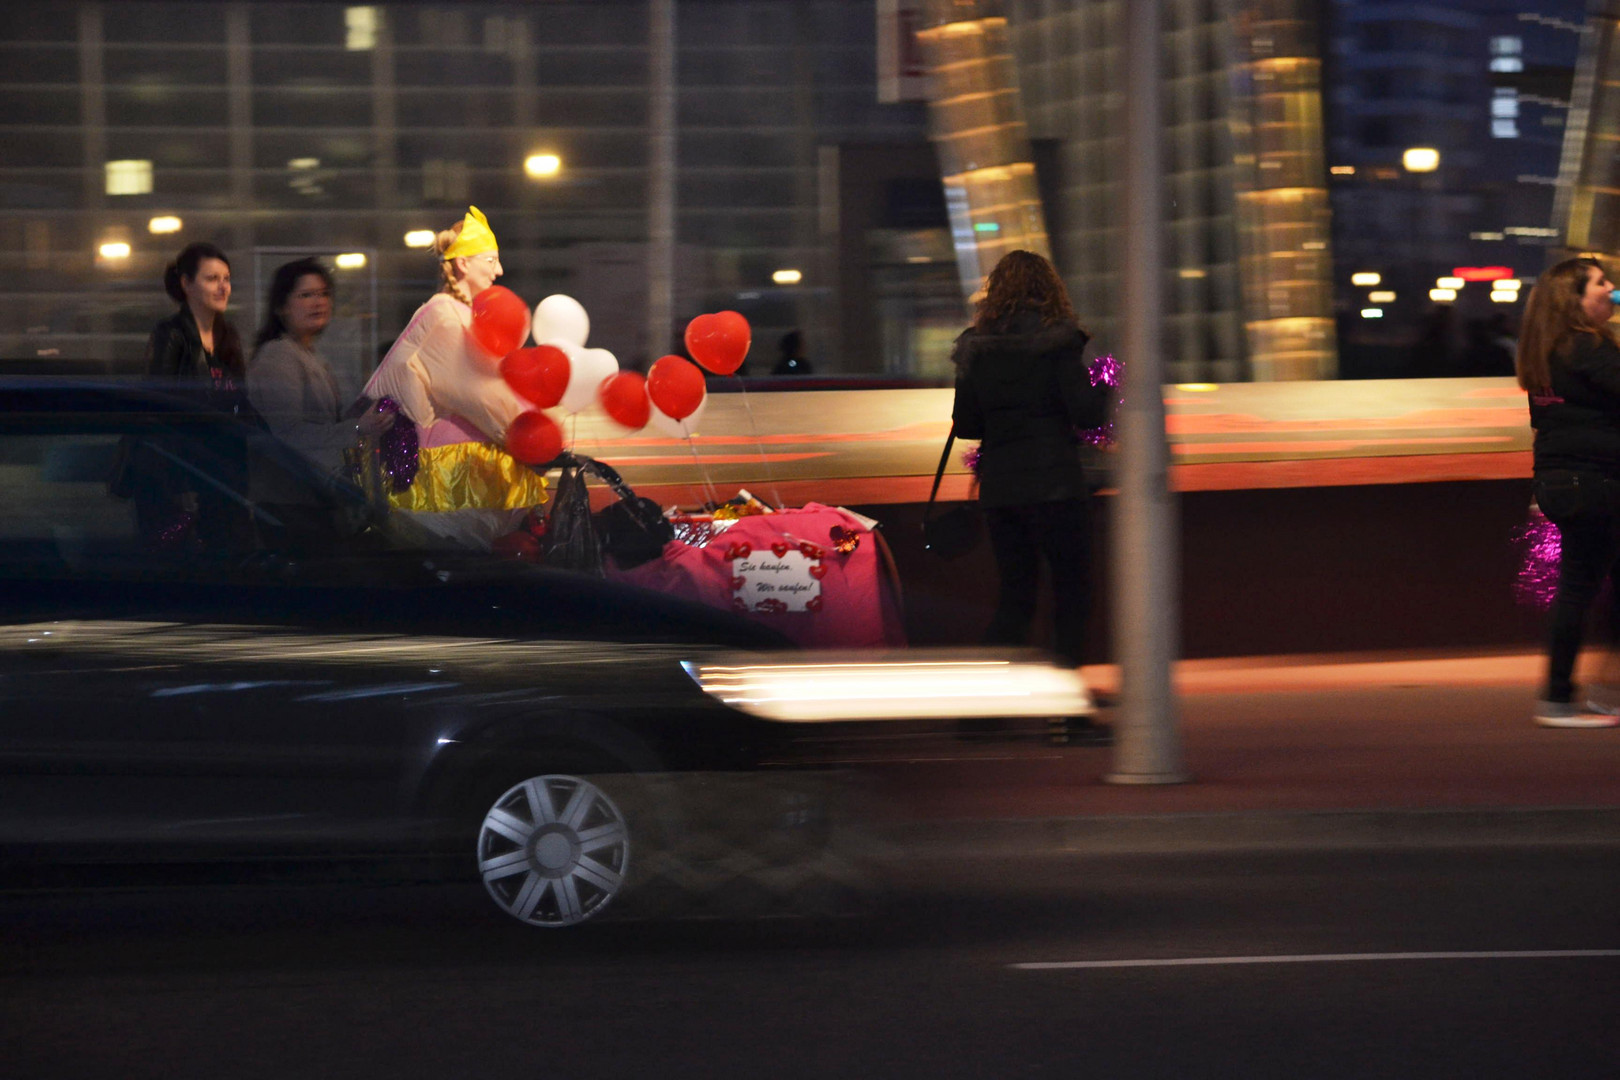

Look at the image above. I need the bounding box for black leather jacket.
[950,312,1109,508]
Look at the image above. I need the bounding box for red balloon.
[684,311,751,375]
[501,345,571,409]
[471,285,530,357]
[646,355,706,421]
[505,410,563,466]
[598,371,651,430]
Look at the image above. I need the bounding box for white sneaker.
[1533,701,1620,728]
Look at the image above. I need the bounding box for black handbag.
[921,425,981,559]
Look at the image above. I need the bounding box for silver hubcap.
[477,775,631,927]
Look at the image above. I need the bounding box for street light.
[524,153,561,179]
[1403,147,1440,173]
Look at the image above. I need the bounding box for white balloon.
[646,390,706,438]
[559,345,619,414]
[533,294,590,349]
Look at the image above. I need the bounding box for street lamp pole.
[1107,0,1187,785]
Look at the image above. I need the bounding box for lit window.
[1350,272,1381,287]
[104,160,152,196]
[147,216,182,235]
[334,252,368,270]
[523,154,561,179]
[1430,288,1457,302]
[1489,57,1524,73]
[1493,119,1520,139]
[1360,308,1384,319]
[98,241,131,260]
[771,269,803,285]
[1490,36,1522,56]
[1368,290,1396,303]
[346,7,378,50]
[1492,90,1519,118]
[403,230,435,249]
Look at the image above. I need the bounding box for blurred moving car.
[0,381,1093,927]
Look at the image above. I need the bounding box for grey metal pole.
[1106,0,1187,785]
[647,0,677,361]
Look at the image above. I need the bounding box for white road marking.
[1012,950,1620,971]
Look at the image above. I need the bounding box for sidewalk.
[857,649,1620,855]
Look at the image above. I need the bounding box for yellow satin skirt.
[387,441,549,513]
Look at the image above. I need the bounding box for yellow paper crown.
[440,206,498,262]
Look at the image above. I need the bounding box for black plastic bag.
[543,463,603,575]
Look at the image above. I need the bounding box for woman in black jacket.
[1518,255,1620,727]
[952,250,1111,737]
[146,242,246,401]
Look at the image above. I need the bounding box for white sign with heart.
[731,547,823,613]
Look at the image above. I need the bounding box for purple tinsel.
[376,397,419,493]
[962,445,981,476]
[1512,506,1561,609]
[1078,352,1120,448]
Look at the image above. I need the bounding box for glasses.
[292,289,332,302]
[472,253,501,267]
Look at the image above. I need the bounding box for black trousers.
[982,497,1091,666]
[1533,469,1620,703]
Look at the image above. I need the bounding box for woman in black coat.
[1517,255,1620,727]
[951,250,1111,736]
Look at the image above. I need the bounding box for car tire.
[474,772,637,928]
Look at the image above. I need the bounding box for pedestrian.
[950,249,1113,744]
[146,242,247,404]
[773,329,813,376]
[248,258,393,481]
[1517,255,1620,727]
[128,242,254,550]
[360,206,547,547]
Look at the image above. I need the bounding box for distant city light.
[403,230,435,249]
[345,7,378,50]
[1436,277,1465,290]
[1403,147,1440,173]
[147,216,182,234]
[1178,268,1207,279]
[1505,226,1558,238]
[1490,290,1520,303]
[1360,308,1384,319]
[1470,231,1506,241]
[771,269,803,285]
[1492,278,1521,291]
[1175,383,1220,392]
[1351,272,1381,287]
[98,241,131,260]
[1454,266,1514,281]
[334,252,367,269]
[104,159,152,196]
[288,157,320,170]
[1429,288,1457,302]
[1329,165,1355,175]
[973,222,1001,233]
[524,154,561,178]
[1368,290,1396,303]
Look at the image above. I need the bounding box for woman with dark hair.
[247,258,392,480]
[951,249,1112,743]
[1517,255,1620,727]
[146,242,245,399]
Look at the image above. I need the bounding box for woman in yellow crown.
[360,206,548,547]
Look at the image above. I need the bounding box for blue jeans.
[1533,469,1620,702]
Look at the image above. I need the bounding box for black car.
[0,381,840,928]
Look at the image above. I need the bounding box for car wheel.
[475,773,632,928]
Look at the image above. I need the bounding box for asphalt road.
[3,843,1616,1079]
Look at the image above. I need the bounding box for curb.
[863,806,1620,858]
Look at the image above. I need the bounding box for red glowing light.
[1452,266,1514,282]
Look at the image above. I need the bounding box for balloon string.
[732,379,803,547]
[682,426,723,511]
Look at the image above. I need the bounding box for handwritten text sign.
[733,550,822,613]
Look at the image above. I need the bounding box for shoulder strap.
[925,424,956,520]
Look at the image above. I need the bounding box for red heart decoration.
[731,597,748,612]
[729,576,746,591]
[806,596,823,613]
[684,311,751,375]
[808,563,827,579]
[725,542,752,560]
[798,542,824,560]
[771,541,790,557]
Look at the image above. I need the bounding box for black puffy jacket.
[950,312,1110,508]
[1528,333,1620,478]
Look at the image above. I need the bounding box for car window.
[0,431,139,571]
